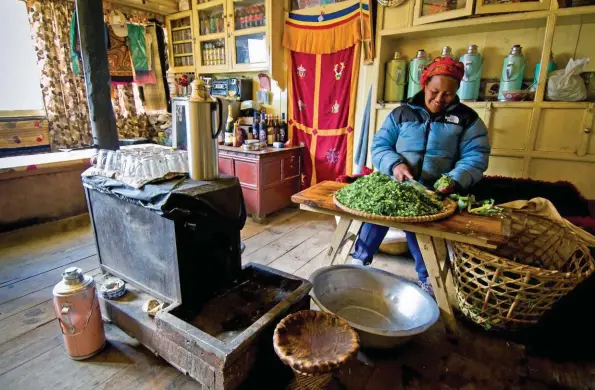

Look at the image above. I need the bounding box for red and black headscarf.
[420,57,465,89]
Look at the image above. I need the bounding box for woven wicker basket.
[451,212,595,330]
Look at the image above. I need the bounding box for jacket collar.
[406,91,461,118]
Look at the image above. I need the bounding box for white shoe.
[350,257,366,266]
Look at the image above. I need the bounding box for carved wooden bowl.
[273,310,360,377]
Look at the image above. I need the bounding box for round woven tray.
[333,193,457,223]
[273,310,359,377]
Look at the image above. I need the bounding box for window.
[0,1,44,116]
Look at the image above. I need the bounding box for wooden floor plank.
[240,208,300,240]
[0,243,97,287]
[242,211,318,256]
[90,327,188,390]
[267,222,335,274]
[242,216,334,267]
[0,297,60,345]
[0,321,63,376]
[0,255,99,305]
[0,323,134,390]
[0,225,93,267]
[293,249,331,280]
[0,269,102,322]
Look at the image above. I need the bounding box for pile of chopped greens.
[335,171,444,217]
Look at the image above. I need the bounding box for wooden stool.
[273,310,360,390]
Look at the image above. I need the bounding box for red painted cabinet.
[218,146,303,222]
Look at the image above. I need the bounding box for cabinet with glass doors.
[193,0,272,73]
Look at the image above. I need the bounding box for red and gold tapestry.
[284,0,371,188]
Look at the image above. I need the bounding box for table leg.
[416,234,458,335]
[327,217,354,265]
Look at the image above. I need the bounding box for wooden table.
[291,181,510,335]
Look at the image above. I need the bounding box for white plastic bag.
[546,58,590,101]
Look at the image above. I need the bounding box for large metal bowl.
[310,265,439,348]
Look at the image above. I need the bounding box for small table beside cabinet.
[218,145,303,223]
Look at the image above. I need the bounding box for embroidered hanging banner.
[283,0,371,58]
[284,1,370,188]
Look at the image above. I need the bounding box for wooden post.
[76,0,119,150]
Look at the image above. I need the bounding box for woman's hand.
[392,163,413,182]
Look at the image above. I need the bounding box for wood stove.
[83,175,311,389]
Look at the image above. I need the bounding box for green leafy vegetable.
[336,172,444,217]
[434,175,454,192]
[449,194,503,216]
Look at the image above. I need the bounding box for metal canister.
[498,45,527,101]
[384,52,407,102]
[407,50,431,98]
[53,267,106,360]
[457,45,483,101]
[441,46,456,60]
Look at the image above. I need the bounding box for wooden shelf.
[172,39,194,44]
[195,0,225,11]
[380,10,549,37]
[555,5,595,17]
[233,26,266,36]
[539,101,593,108]
[197,32,226,41]
[171,25,192,31]
[174,53,194,57]
[375,101,537,110]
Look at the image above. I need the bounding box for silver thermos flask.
[187,80,223,181]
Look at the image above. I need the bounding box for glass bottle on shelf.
[234,8,240,30]
[219,40,225,65]
[266,115,274,145]
[258,113,267,145]
[209,13,216,34]
[253,112,260,140]
[248,6,256,27]
[259,5,265,26]
[217,12,225,33]
[241,8,248,29]
[280,113,287,143]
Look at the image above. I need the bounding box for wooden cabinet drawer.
[262,160,281,186]
[282,155,300,179]
[234,160,257,186]
[218,157,233,176]
[241,187,258,216]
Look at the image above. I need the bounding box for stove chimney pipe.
[76,0,119,151]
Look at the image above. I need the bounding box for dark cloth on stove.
[81,174,246,229]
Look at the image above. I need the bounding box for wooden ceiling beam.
[109,0,179,15]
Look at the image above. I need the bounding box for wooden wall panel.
[486,156,524,178]
[529,159,595,198]
[488,108,532,150]
[382,1,414,30]
[534,108,585,153]
[375,108,392,132]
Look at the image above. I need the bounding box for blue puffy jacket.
[372,93,490,190]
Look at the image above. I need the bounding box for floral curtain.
[112,84,149,139]
[27,0,92,150]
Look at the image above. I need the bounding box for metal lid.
[53,267,94,296]
[415,50,427,59]
[510,45,523,56]
[441,46,453,57]
[389,51,405,63]
[467,45,479,54]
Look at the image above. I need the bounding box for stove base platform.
[99,264,311,390]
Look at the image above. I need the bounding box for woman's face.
[424,75,459,114]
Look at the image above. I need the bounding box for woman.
[351,57,491,295]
